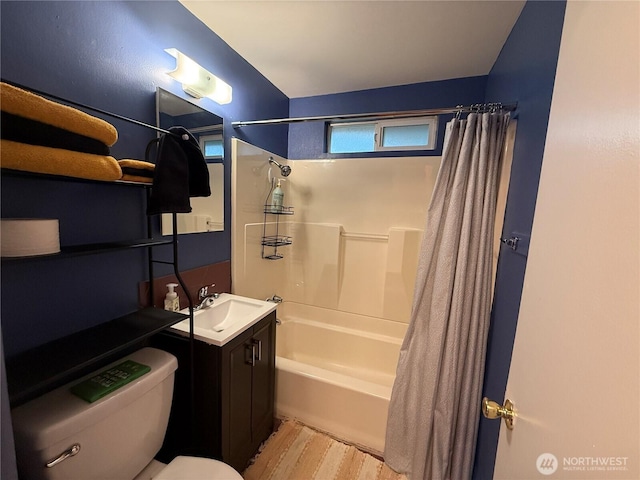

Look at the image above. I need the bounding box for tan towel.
[118,159,154,184]
[0,82,118,147]
[1,139,122,182]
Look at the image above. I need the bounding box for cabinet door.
[251,316,275,446]
[227,332,255,469]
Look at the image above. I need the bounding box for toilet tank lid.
[11,348,178,450]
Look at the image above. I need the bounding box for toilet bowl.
[134,456,242,480]
[11,348,243,480]
[153,456,242,480]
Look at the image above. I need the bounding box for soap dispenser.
[271,179,284,213]
[164,283,180,312]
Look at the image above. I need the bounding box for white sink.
[170,293,277,346]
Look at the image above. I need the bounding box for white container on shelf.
[1,218,60,257]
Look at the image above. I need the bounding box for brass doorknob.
[482,397,515,430]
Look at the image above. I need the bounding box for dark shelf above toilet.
[5,308,187,407]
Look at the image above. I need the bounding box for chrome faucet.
[195,284,218,310]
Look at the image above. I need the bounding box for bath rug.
[1,82,118,146]
[1,139,122,182]
[243,420,406,480]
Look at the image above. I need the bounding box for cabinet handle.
[252,339,262,362]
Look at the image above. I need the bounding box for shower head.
[269,157,291,177]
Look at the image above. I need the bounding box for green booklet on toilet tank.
[70,360,151,403]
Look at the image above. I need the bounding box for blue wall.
[473,1,567,478]
[288,76,487,159]
[0,0,288,356]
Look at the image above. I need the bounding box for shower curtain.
[385,112,510,480]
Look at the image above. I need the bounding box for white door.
[492,2,639,479]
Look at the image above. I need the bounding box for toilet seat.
[153,456,243,480]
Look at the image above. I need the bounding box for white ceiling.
[180,0,525,99]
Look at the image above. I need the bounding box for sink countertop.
[169,293,277,346]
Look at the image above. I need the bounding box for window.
[328,116,437,154]
[199,134,224,159]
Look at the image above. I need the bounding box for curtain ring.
[455,105,463,121]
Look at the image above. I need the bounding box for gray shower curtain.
[385,112,510,480]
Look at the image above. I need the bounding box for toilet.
[11,347,243,480]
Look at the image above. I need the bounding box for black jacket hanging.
[147,126,211,215]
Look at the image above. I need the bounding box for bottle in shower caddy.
[271,179,284,213]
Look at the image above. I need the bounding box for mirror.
[156,88,224,234]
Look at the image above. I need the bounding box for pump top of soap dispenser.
[166,283,178,299]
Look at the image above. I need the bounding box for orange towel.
[1,139,122,182]
[118,159,154,184]
[0,82,118,147]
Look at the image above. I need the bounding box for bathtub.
[274,302,407,456]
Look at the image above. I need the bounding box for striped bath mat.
[243,420,406,480]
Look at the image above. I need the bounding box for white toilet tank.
[11,347,178,480]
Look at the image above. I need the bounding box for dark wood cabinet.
[153,311,276,472]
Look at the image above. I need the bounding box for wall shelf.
[5,308,187,407]
[1,238,173,263]
[262,205,294,215]
[1,85,196,423]
[2,166,189,408]
[0,168,151,187]
[260,235,293,248]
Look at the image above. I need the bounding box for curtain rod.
[232,102,517,128]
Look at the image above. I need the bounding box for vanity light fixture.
[165,48,232,105]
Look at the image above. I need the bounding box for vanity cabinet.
[153,310,276,472]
